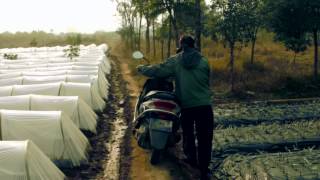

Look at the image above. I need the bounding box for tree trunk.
[161,39,164,60]
[171,16,180,48]
[130,25,135,50]
[138,14,142,50]
[195,0,201,52]
[293,52,297,65]
[167,19,172,58]
[313,29,318,78]
[146,18,151,57]
[166,7,179,48]
[152,20,156,59]
[230,43,235,92]
[250,28,259,64]
[250,40,256,64]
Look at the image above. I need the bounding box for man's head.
[180,35,195,49]
[176,35,195,53]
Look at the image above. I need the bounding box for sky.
[0,0,120,34]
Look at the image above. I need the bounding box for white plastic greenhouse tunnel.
[0,82,106,112]
[0,44,110,177]
[0,140,65,180]
[0,95,97,133]
[0,110,89,167]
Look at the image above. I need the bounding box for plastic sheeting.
[0,140,65,180]
[0,75,109,98]
[60,82,105,111]
[0,110,89,167]
[0,77,23,86]
[31,95,97,133]
[12,83,61,96]
[0,96,29,110]
[0,86,12,96]
[0,83,105,111]
[23,76,66,85]
[0,95,97,133]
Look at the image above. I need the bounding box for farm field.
[215,149,320,179]
[212,99,320,179]
[214,99,320,127]
[0,40,319,180]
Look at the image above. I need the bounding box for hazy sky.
[0,0,120,33]
[0,0,212,34]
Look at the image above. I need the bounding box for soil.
[61,54,132,180]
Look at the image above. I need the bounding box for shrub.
[242,60,266,72]
[3,53,18,60]
[63,45,80,60]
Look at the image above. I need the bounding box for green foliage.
[30,38,38,47]
[66,33,82,46]
[202,8,220,41]
[3,53,18,60]
[212,0,250,45]
[63,45,80,60]
[266,0,320,76]
[267,0,310,53]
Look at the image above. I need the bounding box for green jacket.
[137,48,212,109]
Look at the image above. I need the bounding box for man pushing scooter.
[137,35,214,180]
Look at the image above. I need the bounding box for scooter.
[132,51,181,164]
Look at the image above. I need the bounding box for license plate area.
[150,119,173,132]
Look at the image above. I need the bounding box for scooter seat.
[143,91,178,103]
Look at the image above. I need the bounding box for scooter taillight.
[153,111,176,121]
[153,101,177,111]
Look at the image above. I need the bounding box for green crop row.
[213,119,320,155]
[214,100,320,127]
[214,149,320,180]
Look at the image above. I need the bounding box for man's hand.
[136,65,146,73]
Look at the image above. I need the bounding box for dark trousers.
[181,105,214,173]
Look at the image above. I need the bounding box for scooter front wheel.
[150,149,161,165]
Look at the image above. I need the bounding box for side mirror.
[132,51,144,60]
[132,51,150,64]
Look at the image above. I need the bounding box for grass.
[115,30,320,102]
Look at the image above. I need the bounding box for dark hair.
[179,35,195,49]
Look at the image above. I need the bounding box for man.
[137,35,213,180]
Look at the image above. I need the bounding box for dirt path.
[62,54,132,180]
[113,54,200,180]
[62,48,201,180]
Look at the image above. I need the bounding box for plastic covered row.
[0,83,105,111]
[0,95,97,133]
[0,140,65,180]
[0,110,89,167]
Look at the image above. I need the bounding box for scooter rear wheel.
[150,149,161,165]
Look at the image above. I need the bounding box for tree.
[116,0,137,50]
[244,0,265,64]
[305,0,320,77]
[212,0,252,92]
[267,0,320,77]
[195,0,202,51]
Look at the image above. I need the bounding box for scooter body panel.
[149,118,172,150]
